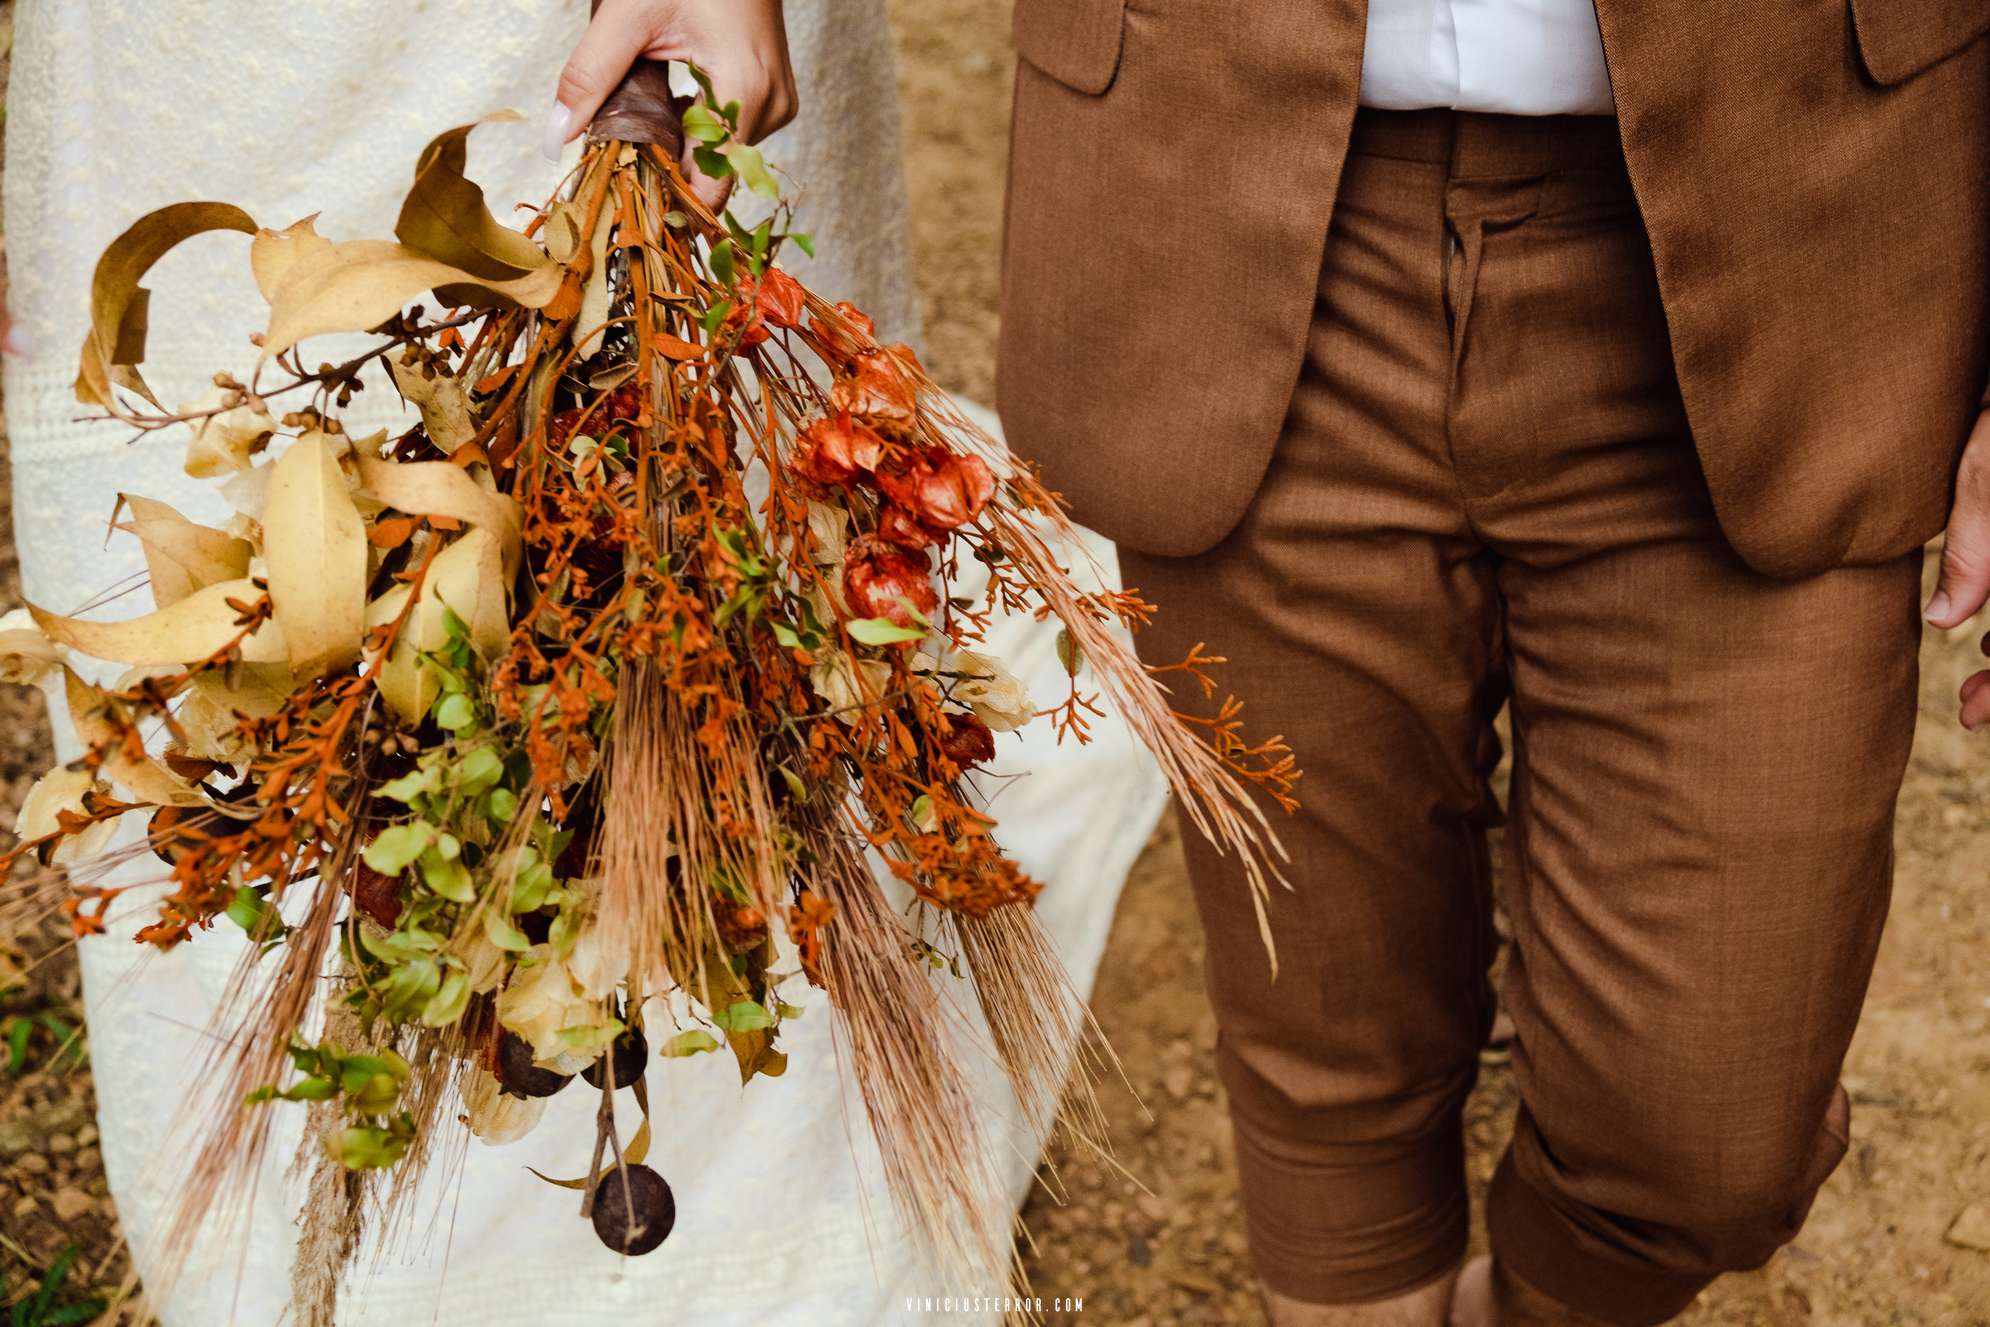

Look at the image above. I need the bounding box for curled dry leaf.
[29,579,284,667]
[262,432,368,680]
[75,201,258,411]
[0,608,61,686]
[394,115,555,282]
[17,767,121,866]
[178,389,277,478]
[258,238,562,363]
[388,356,477,453]
[61,668,204,808]
[354,452,523,575]
[116,495,253,607]
[366,526,511,724]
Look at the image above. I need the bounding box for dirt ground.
[0,2,1986,1323]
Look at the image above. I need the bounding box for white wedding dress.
[4,3,1166,1323]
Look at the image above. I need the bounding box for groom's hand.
[546,0,797,210]
[1925,405,1990,728]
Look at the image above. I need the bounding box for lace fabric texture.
[5,3,1165,1322]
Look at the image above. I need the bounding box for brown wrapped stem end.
[589,61,689,155]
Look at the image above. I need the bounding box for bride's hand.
[547,0,796,210]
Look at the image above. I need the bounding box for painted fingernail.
[0,323,31,356]
[1926,590,1952,623]
[541,102,575,161]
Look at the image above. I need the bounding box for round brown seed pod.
[590,1164,675,1255]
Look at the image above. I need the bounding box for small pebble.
[12,1195,36,1219]
[77,1146,101,1172]
[51,1187,93,1223]
[1945,1200,1990,1252]
[19,1151,50,1175]
[48,1132,76,1154]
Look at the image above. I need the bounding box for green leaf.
[769,620,803,649]
[723,142,780,200]
[684,61,720,107]
[483,908,530,952]
[457,745,505,795]
[847,616,926,646]
[382,956,441,1022]
[363,822,436,874]
[556,1019,625,1056]
[709,240,737,288]
[1055,626,1085,678]
[339,1124,410,1170]
[225,884,286,940]
[680,102,729,144]
[776,1000,806,1020]
[483,786,519,823]
[788,231,815,259]
[376,764,440,803]
[281,1075,337,1102]
[418,847,475,903]
[509,859,556,914]
[420,969,472,1028]
[693,143,732,181]
[712,1000,771,1032]
[433,691,476,732]
[660,1029,721,1057]
[702,297,733,338]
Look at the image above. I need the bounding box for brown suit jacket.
[997,0,1990,577]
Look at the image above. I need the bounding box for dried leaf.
[61,667,205,807]
[249,214,334,304]
[395,115,554,282]
[75,202,258,409]
[178,389,278,478]
[259,239,561,362]
[0,608,61,685]
[115,495,253,607]
[575,199,614,359]
[388,356,476,451]
[367,527,510,724]
[354,452,522,574]
[262,432,367,678]
[29,579,284,666]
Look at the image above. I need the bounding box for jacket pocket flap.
[1013,0,1128,95]
[1850,0,1990,84]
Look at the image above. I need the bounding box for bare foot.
[1263,1267,1460,1326]
[1448,1255,1495,1327]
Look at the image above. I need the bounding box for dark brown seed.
[590,1164,675,1255]
[494,1030,571,1099]
[581,1024,649,1090]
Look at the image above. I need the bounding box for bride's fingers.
[0,318,28,356]
[1961,669,1990,730]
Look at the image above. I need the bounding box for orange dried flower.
[811,301,876,365]
[938,712,996,769]
[830,347,918,433]
[876,448,996,540]
[843,536,937,628]
[792,413,887,486]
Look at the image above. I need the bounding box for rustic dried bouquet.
[0,73,1294,1314]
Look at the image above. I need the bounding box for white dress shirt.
[1360,0,1617,116]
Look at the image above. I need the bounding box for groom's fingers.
[1962,669,1990,730]
[1927,410,1990,629]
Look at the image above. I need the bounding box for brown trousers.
[1119,110,1924,1325]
